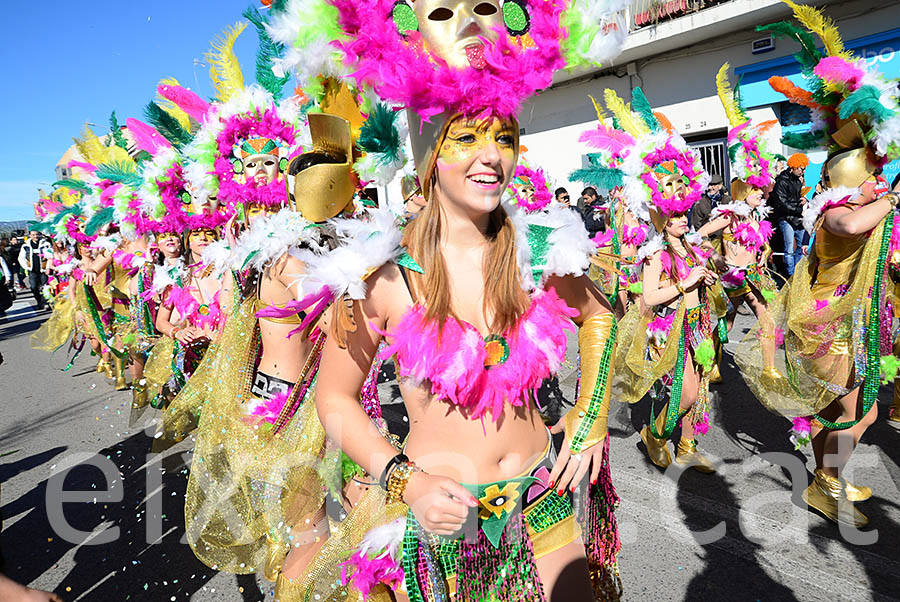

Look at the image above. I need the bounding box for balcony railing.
[630,0,733,31]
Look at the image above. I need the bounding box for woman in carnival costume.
[30,196,81,354]
[697,64,778,365]
[583,88,724,474]
[735,0,900,528]
[271,0,631,599]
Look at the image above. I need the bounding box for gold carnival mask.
[235,138,283,186]
[731,179,752,202]
[648,161,689,231]
[157,232,180,244]
[287,113,356,223]
[413,0,504,69]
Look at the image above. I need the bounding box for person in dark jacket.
[692,174,730,229]
[579,187,606,236]
[770,153,808,276]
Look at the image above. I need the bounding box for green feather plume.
[627,281,643,295]
[570,164,625,190]
[881,354,900,385]
[341,451,364,486]
[840,85,894,122]
[243,5,291,100]
[357,104,402,161]
[52,179,92,194]
[728,143,740,164]
[109,112,130,151]
[49,205,81,227]
[694,338,716,372]
[761,288,776,304]
[84,206,115,236]
[757,22,822,73]
[94,161,142,187]
[631,88,661,132]
[144,102,193,150]
[781,129,826,149]
[28,220,51,233]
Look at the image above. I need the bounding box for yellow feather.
[206,22,247,103]
[603,89,649,138]
[156,77,193,132]
[715,63,746,128]
[74,124,108,166]
[783,0,848,58]
[589,94,608,122]
[73,123,136,170]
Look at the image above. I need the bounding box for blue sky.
[0,0,264,221]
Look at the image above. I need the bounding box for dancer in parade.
[735,1,900,527]
[696,64,778,372]
[580,88,724,473]
[269,0,632,599]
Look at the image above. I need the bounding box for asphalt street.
[1,292,899,601]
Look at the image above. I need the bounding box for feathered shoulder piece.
[716,63,776,190]
[227,208,329,273]
[710,201,753,220]
[291,206,404,302]
[506,199,596,290]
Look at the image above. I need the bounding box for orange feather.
[768,76,822,111]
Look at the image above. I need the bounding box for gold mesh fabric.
[611,301,687,404]
[144,336,176,405]
[31,295,75,351]
[181,297,333,574]
[73,282,104,341]
[734,218,892,417]
[283,487,405,602]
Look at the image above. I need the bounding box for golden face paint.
[188,228,217,243]
[246,202,269,221]
[435,118,517,169]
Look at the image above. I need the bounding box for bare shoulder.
[364,262,415,329]
[272,252,305,281]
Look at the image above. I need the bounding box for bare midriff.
[723,228,757,268]
[256,272,315,384]
[400,378,548,485]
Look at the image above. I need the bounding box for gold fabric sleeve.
[31,295,75,352]
[611,301,686,405]
[734,217,891,417]
[565,313,617,454]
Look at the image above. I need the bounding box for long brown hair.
[663,229,701,280]
[401,187,529,334]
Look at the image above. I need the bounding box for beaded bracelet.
[385,461,419,504]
